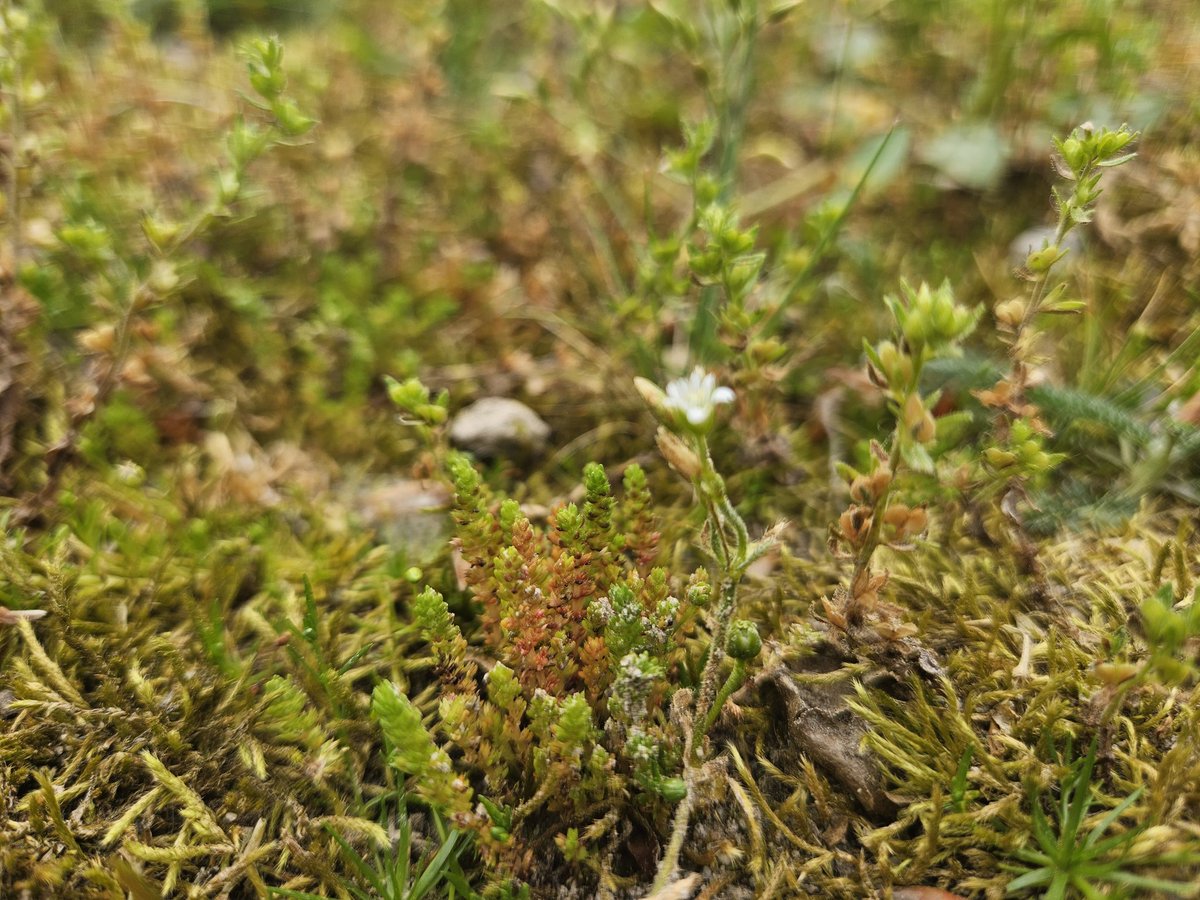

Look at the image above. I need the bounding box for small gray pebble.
[449,397,550,459]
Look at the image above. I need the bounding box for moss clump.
[3,1,1200,897]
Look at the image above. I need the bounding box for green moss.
[3,1,1200,897]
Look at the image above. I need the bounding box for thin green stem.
[715,0,759,202]
[689,0,760,360]
[1010,174,1086,398]
[651,752,695,893]
[695,659,747,748]
[652,575,739,891]
[696,435,750,569]
[693,577,738,746]
[699,492,730,570]
[694,435,733,567]
[847,423,905,615]
[764,123,898,333]
[722,493,749,568]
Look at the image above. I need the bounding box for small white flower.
[663,367,735,430]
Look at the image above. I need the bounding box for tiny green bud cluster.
[413,586,459,646]
[864,280,977,475]
[244,37,315,137]
[372,682,471,815]
[487,662,523,709]
[1052,124,1139,230]
[688,205,764,304]
[447,452,481,499]
[384,375,449,426]
[982,418,1065,482]
[883,279,980,364]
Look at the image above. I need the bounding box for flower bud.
[995,298,1025,327]
[839,508,871,545]
[272,99,316,137]
[1060,137,1086,172]
[903,393,925,431]
[655,427,701,480]
[876,340,900,375]
[916,410,937,444]
[1098,128,1135,157]
[749,337,785,365]
[849,475,874,504]
[1027,244,1063,273]
[933,295,957,335]
[217,168,241,204]
[984,447,1017,468]
[726,620,762,661]
[869,468,893,497]
[904,507,928,536]
[148,259,179,294]
[689,246,722,280]
[658,777,687,803]
[634,377,670,422]
[142,216,181,251]
[79,324,116,353]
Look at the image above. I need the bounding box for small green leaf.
[1042,299,1087,315]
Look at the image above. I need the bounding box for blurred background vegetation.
[2,0,1200,896]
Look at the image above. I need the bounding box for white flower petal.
[660,367,734,431]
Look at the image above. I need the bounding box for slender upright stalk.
[845,437,904,621]
[690,0,761,360]
[1009,210,1072,400]
[653,434,750,890]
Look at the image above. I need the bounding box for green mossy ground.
[2,2,1200,897]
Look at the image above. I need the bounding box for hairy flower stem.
[652,747,697,894]
[694,578,739,740]
[653,437,749,890]
[690,437,748,726]
[696,657,750,746]
[651,578,741,892]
